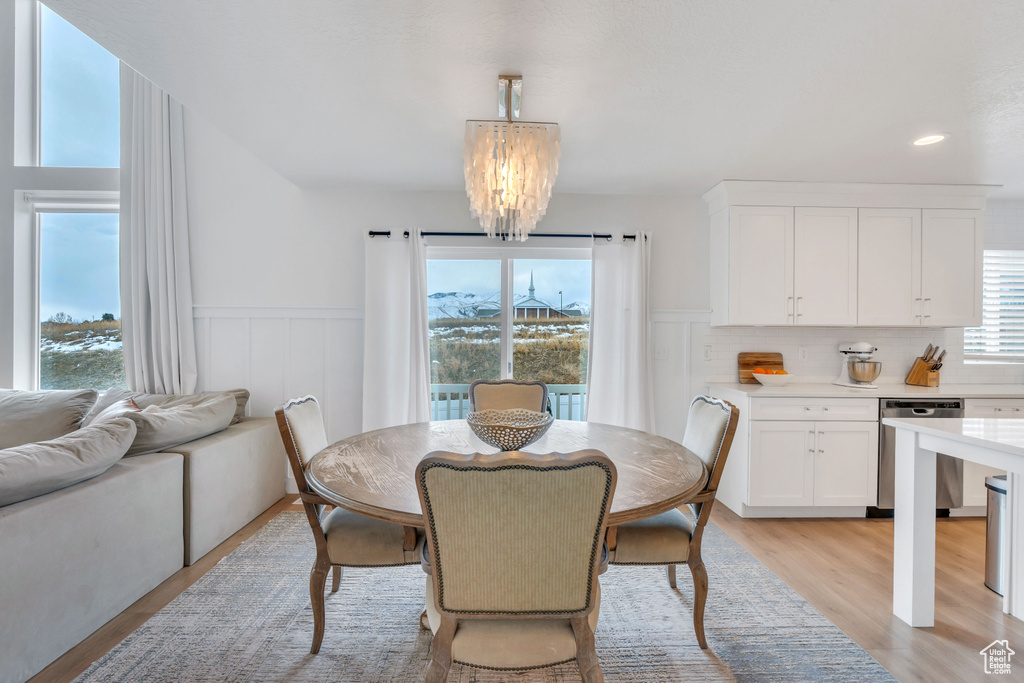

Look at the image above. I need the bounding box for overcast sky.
[38,5,120,323]
[427,258,592,306]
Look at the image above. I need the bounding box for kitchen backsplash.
[697,324,1024,385]
[697,199,1024,387]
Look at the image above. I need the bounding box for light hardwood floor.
[713,505,1024,683]
[30,498,1024,682]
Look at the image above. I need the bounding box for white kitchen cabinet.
[748,421,814,506]
[858,208,921,326]
[725,206,793,325]
[718,206,855,326]
[857,208,982,326]
[747,407,878,509]
[705,181,988,328]
[814,422,879,506]
[921,209,984,327]
[794,207,858,325]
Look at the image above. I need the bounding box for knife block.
[905,357,940,387]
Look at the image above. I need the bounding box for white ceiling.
[49,0,1024,197]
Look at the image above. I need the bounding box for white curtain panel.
[120,72,198,395]
[585,232,655,432]
[362,231,432,431]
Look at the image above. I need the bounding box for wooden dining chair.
[468,379,549,413]
[416,449,616,682]
[275,395,423,654]
[608,395,739,649]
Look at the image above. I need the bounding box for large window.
[38,212,124,389]
[427,249,591,419]
[964,250,1024,363]
[39,3,120,167]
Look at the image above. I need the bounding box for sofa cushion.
[0,417,137,507]
[83,397,141,427]
[0,388,98,449]
[123,393,236,456]
[86,388,249,426]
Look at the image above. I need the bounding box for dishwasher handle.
[912,408,935,416]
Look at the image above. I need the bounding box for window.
[427,248,591,420]
[38,211,124,389]
[11,3,122,389]
[38,3,120,167]
[964,250,1024,362]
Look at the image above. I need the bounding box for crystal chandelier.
[463,76,560,241]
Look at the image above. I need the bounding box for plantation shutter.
[964,250,1024,362]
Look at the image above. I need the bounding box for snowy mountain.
[428,292,590,319]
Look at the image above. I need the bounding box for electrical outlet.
[654,344,668,360]
[704,344,713,361]
[798,346,808,362]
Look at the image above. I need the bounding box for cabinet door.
[858,208,921,326]
[728,206,794,325]
[748,421,814,506]
[813,421,878,506]
[921,209,983,326]
[794,208,858,325]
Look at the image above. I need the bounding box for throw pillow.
[83,397,141,427]
[123,392,236,456]
[0,417,137,507]
[0,388,99,449]
[84,388,250,426]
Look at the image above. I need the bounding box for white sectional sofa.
[0,390,287,683]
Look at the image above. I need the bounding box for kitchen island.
[883,416,1024,627]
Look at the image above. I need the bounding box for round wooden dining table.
[305,420,708,528]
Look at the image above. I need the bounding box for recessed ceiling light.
[913,134,949,146]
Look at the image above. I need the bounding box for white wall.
[183,117,708,445]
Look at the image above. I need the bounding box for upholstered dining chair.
[416,449,616,682]
[275,395,423,654]
[608,395,739,649]
[468,379,548,413]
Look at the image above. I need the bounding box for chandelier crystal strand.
[464,120,560,241]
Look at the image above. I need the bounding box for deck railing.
[430,383,587,421]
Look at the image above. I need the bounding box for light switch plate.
[704,344,713,361]
[654,344,668,360]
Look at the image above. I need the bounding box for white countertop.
[707,382,1024,399]
[882,417,1024,459]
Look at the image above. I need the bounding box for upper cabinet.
[859,208,983,327]
[705,181,988,328]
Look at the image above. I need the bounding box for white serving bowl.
[753,372,793,386]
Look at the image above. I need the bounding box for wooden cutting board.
[738,352,785,384]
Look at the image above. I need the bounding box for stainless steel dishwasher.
[872,398,965,514]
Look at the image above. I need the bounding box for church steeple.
[529,271,535,298]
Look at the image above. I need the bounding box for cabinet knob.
[805,406,811,411]
[823,407,829,411]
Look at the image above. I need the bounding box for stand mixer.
[834,342,882,389]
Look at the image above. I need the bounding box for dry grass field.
[40,319,125,390]
[429,317,589,385]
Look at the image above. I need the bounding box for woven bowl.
[466,409,554,451]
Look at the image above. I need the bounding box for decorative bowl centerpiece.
[466,409,554,451]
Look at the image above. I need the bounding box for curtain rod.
[368,230,640,241]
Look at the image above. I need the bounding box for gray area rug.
[76,512,896,682]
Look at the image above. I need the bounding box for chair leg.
[331,565,342,592]
[425,616,456,683]
[666,564,677,589]
[309,554,331,654]
[571,617,604,683]
[688,554,709,649]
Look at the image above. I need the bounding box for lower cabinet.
[748,418,879,508]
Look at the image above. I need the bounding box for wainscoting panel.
[650,310,713,443]
[193,307,364,447]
